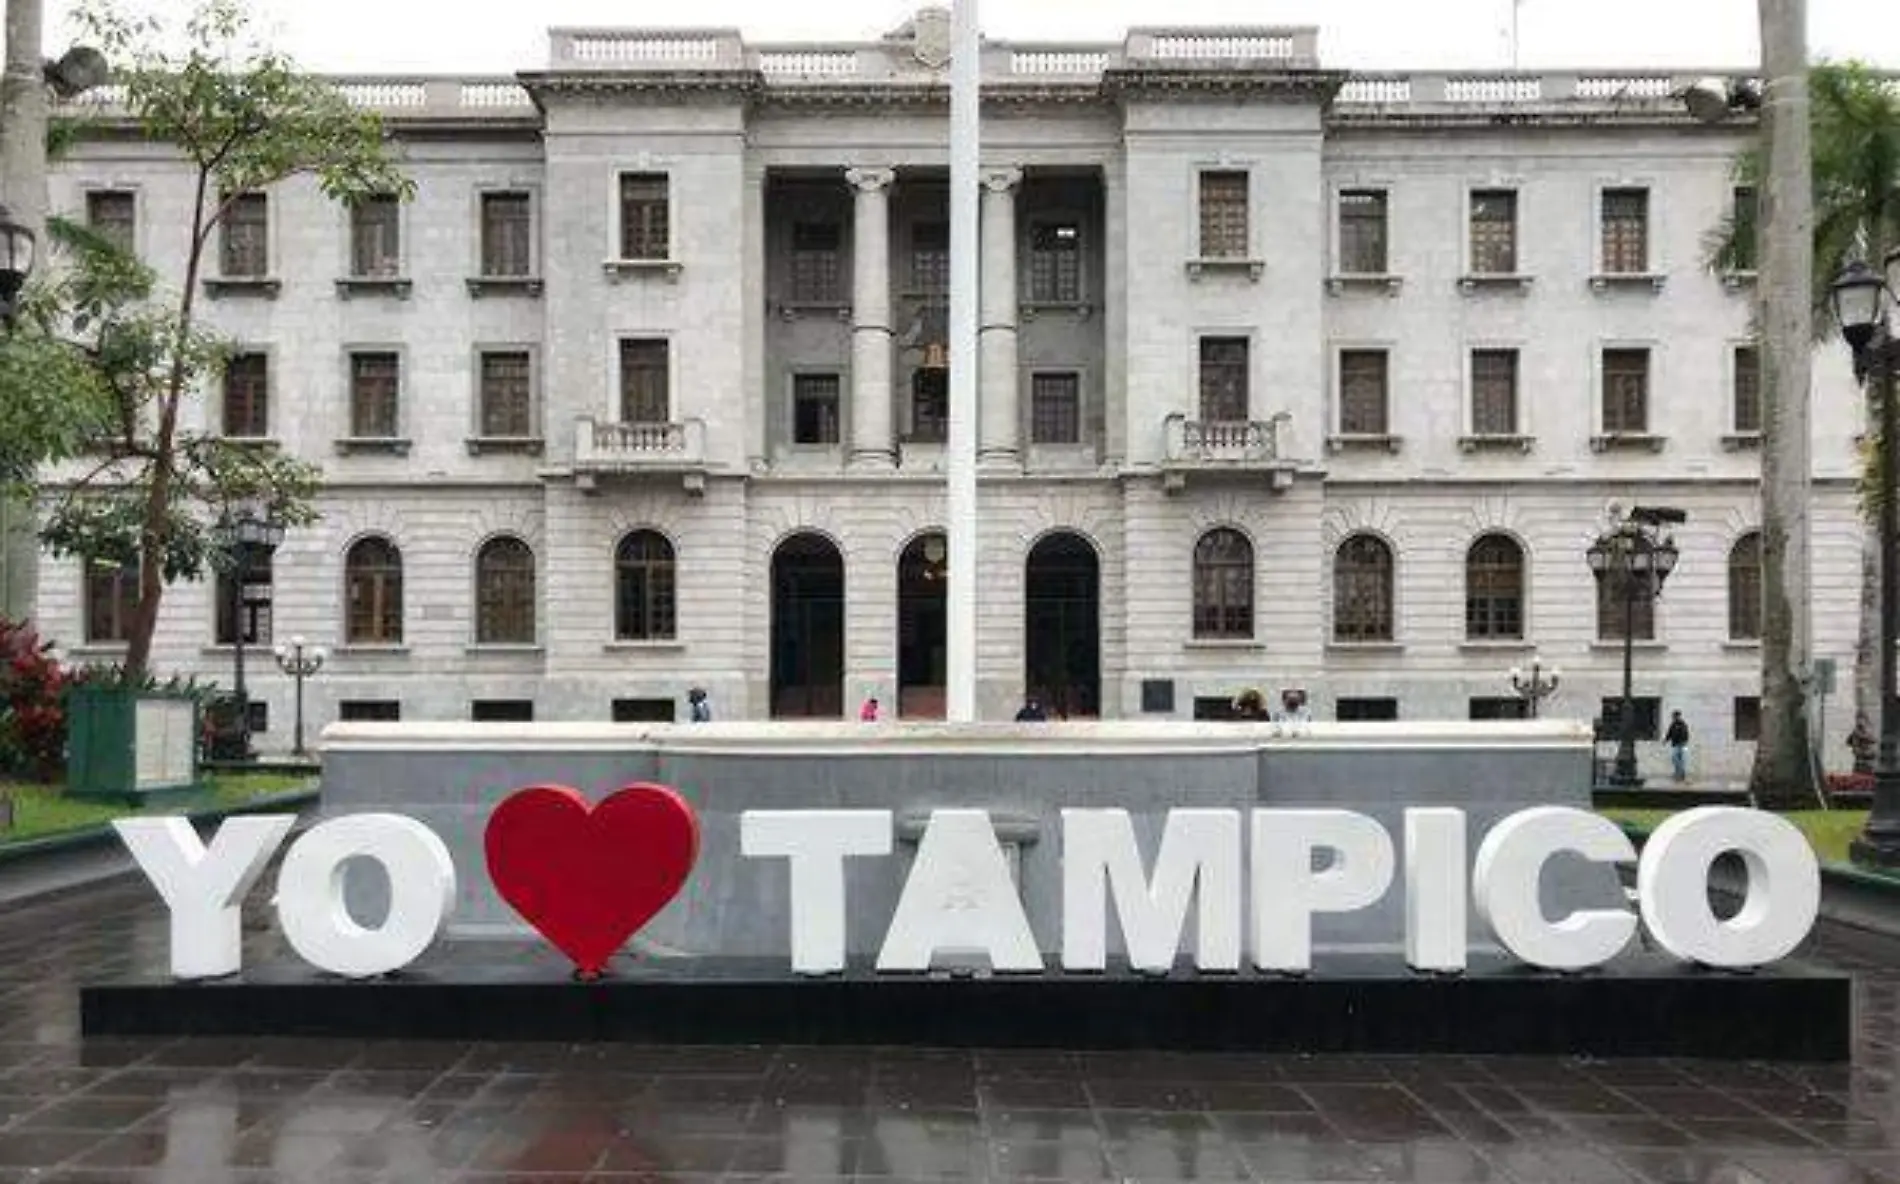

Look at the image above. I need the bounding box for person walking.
[1664,710,1690,782]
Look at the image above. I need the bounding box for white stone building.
[36,11,1871,780]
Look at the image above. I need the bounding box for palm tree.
[1706,61,1900,792]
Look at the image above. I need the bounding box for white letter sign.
[877,810,1042,973]
[116,815,295,980]
[1061,809,1241,974]
[274,814,457,979]
[742,810,893,975]
[1473,807,1635,970]
[1638,807,1820,968]
[1251,809,1394,973]
[1404,808,1468,973]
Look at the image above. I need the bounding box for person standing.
[1664,710,1690,782]
[687,688,712,723]
[1014,695,1047,722]
[859,696,881,722]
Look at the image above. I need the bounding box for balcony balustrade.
[573,416,710,495]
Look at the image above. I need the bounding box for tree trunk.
[1749,0,1819,809]
[1,0,48,621]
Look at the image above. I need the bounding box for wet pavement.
[0,879,1896,1182]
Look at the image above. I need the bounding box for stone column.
[846,167,896,468]
[978,166,1023,465]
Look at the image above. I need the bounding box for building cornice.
[1101,66,1347,104]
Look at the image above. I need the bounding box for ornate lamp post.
[210,500,284,760]
[272,635,326,759]
[1831,248,1900,869]
[1509,657,1562,718]
[1586,507,1683,787]
[0,201,35,327]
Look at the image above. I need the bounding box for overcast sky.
[20,0,1900,74]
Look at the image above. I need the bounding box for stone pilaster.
[846,166,896,468]
[978,166,1023,465]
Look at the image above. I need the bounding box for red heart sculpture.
[483,783,700,976]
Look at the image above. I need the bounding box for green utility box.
[65,685,201,804]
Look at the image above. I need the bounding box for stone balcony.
[572,417,711,495]
[1161,412,1296,494]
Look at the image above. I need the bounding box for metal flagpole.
[946,0,980,722]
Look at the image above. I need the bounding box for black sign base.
[80,948,1850,1061]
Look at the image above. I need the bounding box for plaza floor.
[0,880,1896,1183]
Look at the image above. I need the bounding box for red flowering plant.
[0,618,71,783]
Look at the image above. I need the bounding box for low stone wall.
[317,719,1616,960]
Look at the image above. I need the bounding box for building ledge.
[1458,640,1534,652]
[1458,273,1532,293]
[202,276,281,299]
[1186,256,1264,282]
[466,436,545,457]
[1184,638,1265,651]
[1720,431,1762,451]
[1723,639,1763,651]
[466,644,545,655]
[335,437,414,457]
[466,276,545,298]
[604,640,686,653]
[1590,640,1667,652]
[1326,433,1402,455]
[1458,434,1535,454]
[1590,432,1666,453]
[1020,300,1095,320]
[1326,273,1403,296]
[335,276,413,299]
[1326,641,1403,654]
[1589,272,1667,293]
[603,258,683,281]
[215,435,281,451]
[334,644,411,656]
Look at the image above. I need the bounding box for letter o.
[1637,807,1819,968]
[1473,807,1636,970]
[275,814,456,978]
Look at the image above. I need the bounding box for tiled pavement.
[0,880,1896,1182]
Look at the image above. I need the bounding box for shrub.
[0,618,70,782]
[1826,771,1876,795]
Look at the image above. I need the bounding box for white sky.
[17,0,1900,74]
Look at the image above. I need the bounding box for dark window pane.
[221,193,269,277]
[472,700,535,722]
[476,536,536,644]
[339,700,401,721]
[1596,570,1657,641]
[1471,349,1519,435]
[350,195,401,277]
[1338,189,1387,274]
[1337,697,1398,721]
[1470,697,1529,720]
[1029,221,1082,302]
[619,174,670,260]
[215,550,273,646]
[1469,189,1516,274]
[86,190,136,253]
[481,192,533,277]
[1198,337,1249,422]
[1602,348,1649,433]
[85,560,138,644]
[1734,696,1762,742]
[619,340,669,423]
[1465,534,1525,640]
[1333,534,1394,642]
[792,373,841,445]
[223,352,270,438]
[1600,187,1648,274]
[1192,528,1254,640]
[615,531,677,641]
[1730,186,1758,271]
[345,537,403,644]
[480,351,533,438]
[1199,171,1249,258]
[350,352,400,437]
[1339,350,1388,435]
[1733,345,1761,433]
[1729,531,1763,641]
[1599,696,1660,741]
[790,220,843,303]
[911,220,949,292]
[1030,372,1080,445]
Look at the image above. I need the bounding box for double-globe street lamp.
[272,636,326,760]
[210,501,284,761]
[1587,507,1683,787]
[1509,657,1562,719]
[1831,247,1900,870]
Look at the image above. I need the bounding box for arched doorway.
[1024,532,1100,719]
[898,532,948,718]
[771,533,845,718]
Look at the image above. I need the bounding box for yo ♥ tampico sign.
[115,786,1821,982]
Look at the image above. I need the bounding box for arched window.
[1192,528,1254,639]
[1729,531,1763,641]
[84,559,138,644]
[615,531,676,641]
[1465,534,1525,640]
[344,537,403,644]
[1333,534,1394,642]
[475,536,536,645]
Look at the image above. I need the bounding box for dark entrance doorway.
[770,532,845,718]
[1024,531,1100,719]
[898,532,948,719]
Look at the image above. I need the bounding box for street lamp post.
[1509,657,1562,718]
[1587,508,1684,787]
[272,635,326,759]
[211,502,284,760]
[1831,249,1900,869]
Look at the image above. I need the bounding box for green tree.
[1706,62,1900,787]
[26,0,411,682]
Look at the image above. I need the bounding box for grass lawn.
[0,772,313,847]
[1602,808,1872,868]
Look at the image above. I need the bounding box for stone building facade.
[37,12,1870,780]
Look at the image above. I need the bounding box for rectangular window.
[349,352,400,438]
[1469,190,1517,275]
[1729,186,1758,272]
[1338,350,1389,436]
[1336,697,1399,722]
[479,351,533,438]
[481,192,533,277]
[247,701,269,734]
[85,561,138,644]
[1471,349,1519,436]
[910,369,948,444]
[1198,337,1249,422]
[618,340,669,424]
[339,700,401,722]
[1600,187,1649,274]
[1192,697,1238,722]
[1030,372,1082,445]
[214,552,273,646]
[618,173,670,260]
[1598,697,1660,742]
[612,698,677,723]
[789,221,843,304]
[910,220,949,293]
[1732,344,1761,434]
[1029,221,1082,303]
[1337,189,1388,274]
[1734,696,1762,742]
[471,700,535,722]
[1602,348,1650,433]
[791,373,841,445]
[1470,697,1530,721]
[222,352,269,438]
[1198,170,1249,259]
[221,193,269,277]
[1597,576,1657,641]
[85,190,136,254]
[349,195,401,277]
